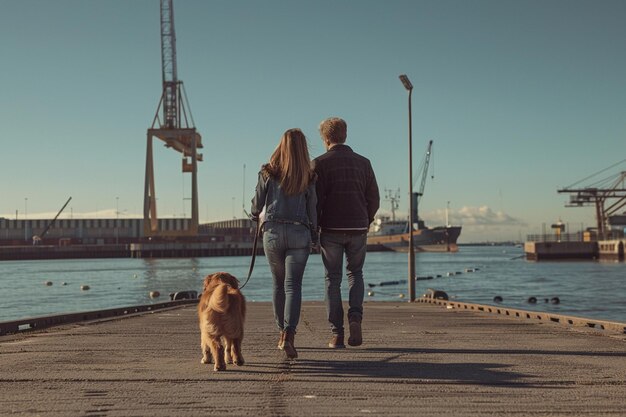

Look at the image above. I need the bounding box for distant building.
[0,217,255,246]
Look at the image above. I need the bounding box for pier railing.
[526,233,587,242]
[527,231,625,242]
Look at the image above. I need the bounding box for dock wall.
[524,241,598,260]
[525,239,626,261]
[129,242,262,258]
[0,244,129,260]
[418,291,626,335]
[597,240,625,261]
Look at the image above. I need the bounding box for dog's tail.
[208,283,240,313]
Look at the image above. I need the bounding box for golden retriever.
[198,272,246,371]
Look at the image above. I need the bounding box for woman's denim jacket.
[250,168,318,240]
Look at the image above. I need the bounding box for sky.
[1,0,625,243]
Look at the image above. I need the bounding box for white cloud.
[453,206,526,227]
[420,206,528,242]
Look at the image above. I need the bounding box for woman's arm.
[250,171,269,220]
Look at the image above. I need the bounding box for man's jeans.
[320,231,367,335]
[263,222,311,332]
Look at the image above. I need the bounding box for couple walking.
[250,117,380,359]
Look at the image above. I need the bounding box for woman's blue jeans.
[263,222,311,332]
[320,231,367,335]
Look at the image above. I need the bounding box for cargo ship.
[366,183,461,252]
[366,141,461,252]
[367,216,461,252]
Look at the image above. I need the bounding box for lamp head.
[399,74,413,91]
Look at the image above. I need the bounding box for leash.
[239,219,262,290]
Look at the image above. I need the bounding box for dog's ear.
[225,273,240,289]
[202,274,214,291]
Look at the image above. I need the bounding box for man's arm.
[312,160,326,225]
[365,163,380,224]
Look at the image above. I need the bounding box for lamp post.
[115,197,119,244]
[399,74,416,302]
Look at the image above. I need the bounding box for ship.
[367,216,461,252]
[367,140,461,252]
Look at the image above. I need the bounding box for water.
[1,246,625,323]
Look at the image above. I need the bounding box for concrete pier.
[1,302,625,416]
[524,241,598,260]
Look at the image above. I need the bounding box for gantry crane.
[144,0,203,237]
[558,165,626,240]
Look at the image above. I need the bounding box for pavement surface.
[1,301,625,416]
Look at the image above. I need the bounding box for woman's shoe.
[328,334,346,348]
[277,330,286,349]
[283,329,298,359]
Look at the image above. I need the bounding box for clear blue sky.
[1,0,625,242]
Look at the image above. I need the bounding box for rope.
[239,220,261,290]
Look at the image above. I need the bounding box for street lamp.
[399,74,416,302]
[115,197,119,244]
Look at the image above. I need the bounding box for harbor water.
[1,246,625,323]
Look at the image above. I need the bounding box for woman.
[250,128,317,359]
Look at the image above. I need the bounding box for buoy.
[550,297,560,304]
[61,282,67,286]
[367,290,375,297]
[436,274,442,278]
[425,289,449,300]
[44,281,53,286]
[169,290,198,301]
[398,293,405,299]
[527,296,537,304]
[446,272,454,277]
[149,291,160,298]
[80,285,90,291]
[493,296,503,303]
[133,274,138,278]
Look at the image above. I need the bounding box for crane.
[558,161,626,240]
[414,140,433,204]
[160,0,178,129]
[32,197,72,245]
[144,0,203,238]
[410,140,433,228]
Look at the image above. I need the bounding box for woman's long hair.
[267,128,312,195]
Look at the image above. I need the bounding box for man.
[312,117,380,348]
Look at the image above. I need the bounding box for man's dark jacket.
[312,144,380,231]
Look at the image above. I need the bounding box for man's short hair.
[319,117,347,144]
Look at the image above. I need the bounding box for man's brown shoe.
[348,321,362,346]
[328,334,346,349]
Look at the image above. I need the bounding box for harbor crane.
[410,140,433,228]
[414,139,433,204]
[32,197,72,244]
[557,161,626,240]
[144,0,203,237]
